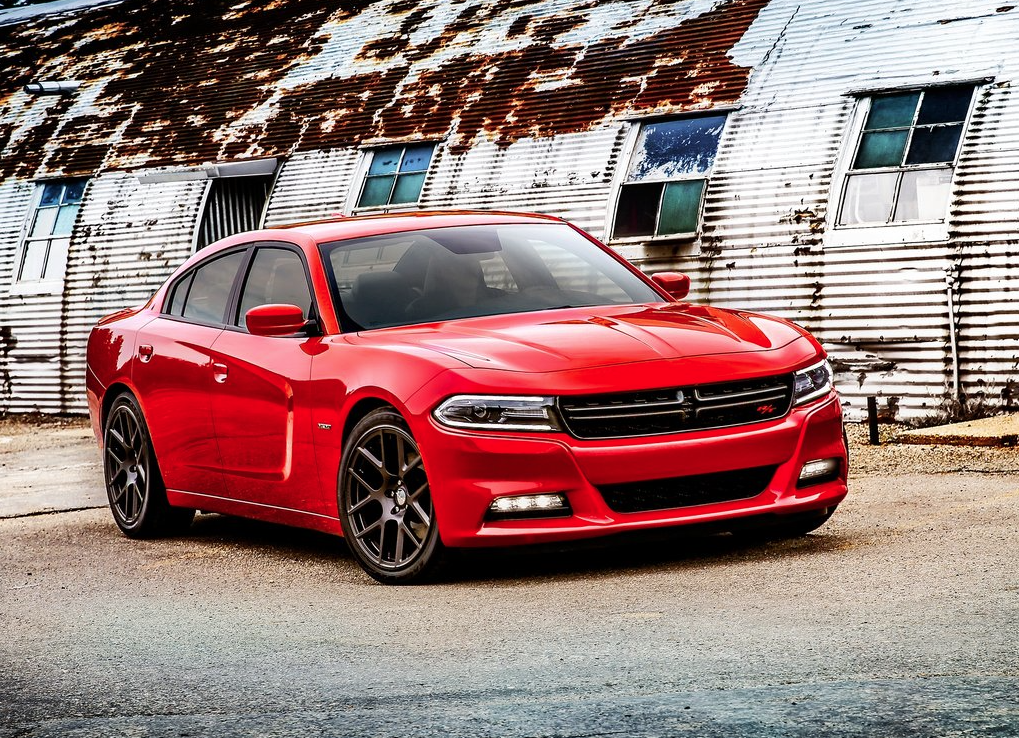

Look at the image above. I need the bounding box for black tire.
[103,393,195,538]
[338,408,444,584]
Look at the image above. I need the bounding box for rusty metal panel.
[0,0,768,180]
[0,179,52,413]
[616,0,1019,421]
[262,149,359,227]
[422,127,627,238]
[57,174,207,412]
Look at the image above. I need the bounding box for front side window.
[613,115,727,239]
[838,85,974,226]
[16,178,87,285]
[235,247,313,327]
[356,144,435,209]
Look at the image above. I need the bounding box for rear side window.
[165,272,194,316]
[180,251,245,324]
[235,247,313,326]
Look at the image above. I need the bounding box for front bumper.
[415,393,847,548]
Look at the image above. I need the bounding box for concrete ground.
[1,417,1017,737]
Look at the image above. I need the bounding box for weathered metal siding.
[4,0,1019,420]
[0,180,45,412]
[612,0,1019,421]
[423,128,628,238]
[58,174,206,412]
[262,149,359,226]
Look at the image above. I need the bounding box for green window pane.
[399,144,434,173]
[358,175,395,207]
[905,124,963,164]
[865,92,919,130]
[29,206,58,238]
[53,203,80,236]
[613,183,662,237]
[367,147,402,176]
[390,172,426,204]
[838,172,898,225]
[916,86,973,125]
[854,130,908,168]
[657,180,704,235]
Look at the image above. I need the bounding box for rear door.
[133,247,248,497]
[208,243,325,514]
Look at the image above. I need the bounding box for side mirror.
[245,304,309,337]
[651,272,691,301]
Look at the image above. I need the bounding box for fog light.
[487,493,570,520]
[797,458,840,487]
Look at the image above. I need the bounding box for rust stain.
[0,0,767,179]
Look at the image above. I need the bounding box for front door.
[208,244,324,514]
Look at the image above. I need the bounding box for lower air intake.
[598,465,778,514]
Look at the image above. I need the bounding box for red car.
[86,211,847,583]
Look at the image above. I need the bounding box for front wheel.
[104,393,194,538]
[338,408,444,584]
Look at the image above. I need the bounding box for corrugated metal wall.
[616,0,1019,421]
[0,180,45,412]
[3,0,1019,420]
[262,150,359,227]
[57,174,207,412]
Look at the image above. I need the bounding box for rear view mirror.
[245,304,309,336]
[651,272,691,301]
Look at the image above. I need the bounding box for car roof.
[267,210,565,243]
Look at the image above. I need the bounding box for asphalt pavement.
[1,418,1017,737]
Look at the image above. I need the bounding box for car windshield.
[320,223,664,331]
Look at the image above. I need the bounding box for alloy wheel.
[343,424,433,571]
[105,403,150,526]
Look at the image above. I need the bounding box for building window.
[838,85,974,226]
[16,178,87,284]
[356,144,434,209]
[613,114,727,239]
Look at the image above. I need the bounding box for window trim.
[348,141,440,214]
[826,82,983,246]
[605,113,729,246]
[160,245,254,329]
[9,178,88,296]
[226,241,319,335]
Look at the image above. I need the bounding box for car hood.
[351,303,810,373]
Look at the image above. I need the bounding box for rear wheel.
[338,409,443,584]
[104,393,194,538]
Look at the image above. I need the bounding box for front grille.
[557,374,794,439]
[599,465,778,514]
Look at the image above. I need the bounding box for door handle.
[138,344,154,363]
[212,361,229,383]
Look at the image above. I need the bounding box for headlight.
[793,359,834,406]
[433,395,561,431]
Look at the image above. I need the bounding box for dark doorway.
[196,176,272,250]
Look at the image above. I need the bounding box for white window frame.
[346,142,439,215]
[9,178,87,296]
[605,111,731,247]
[825,83,982,248]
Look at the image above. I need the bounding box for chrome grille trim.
[557,374,794,439]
